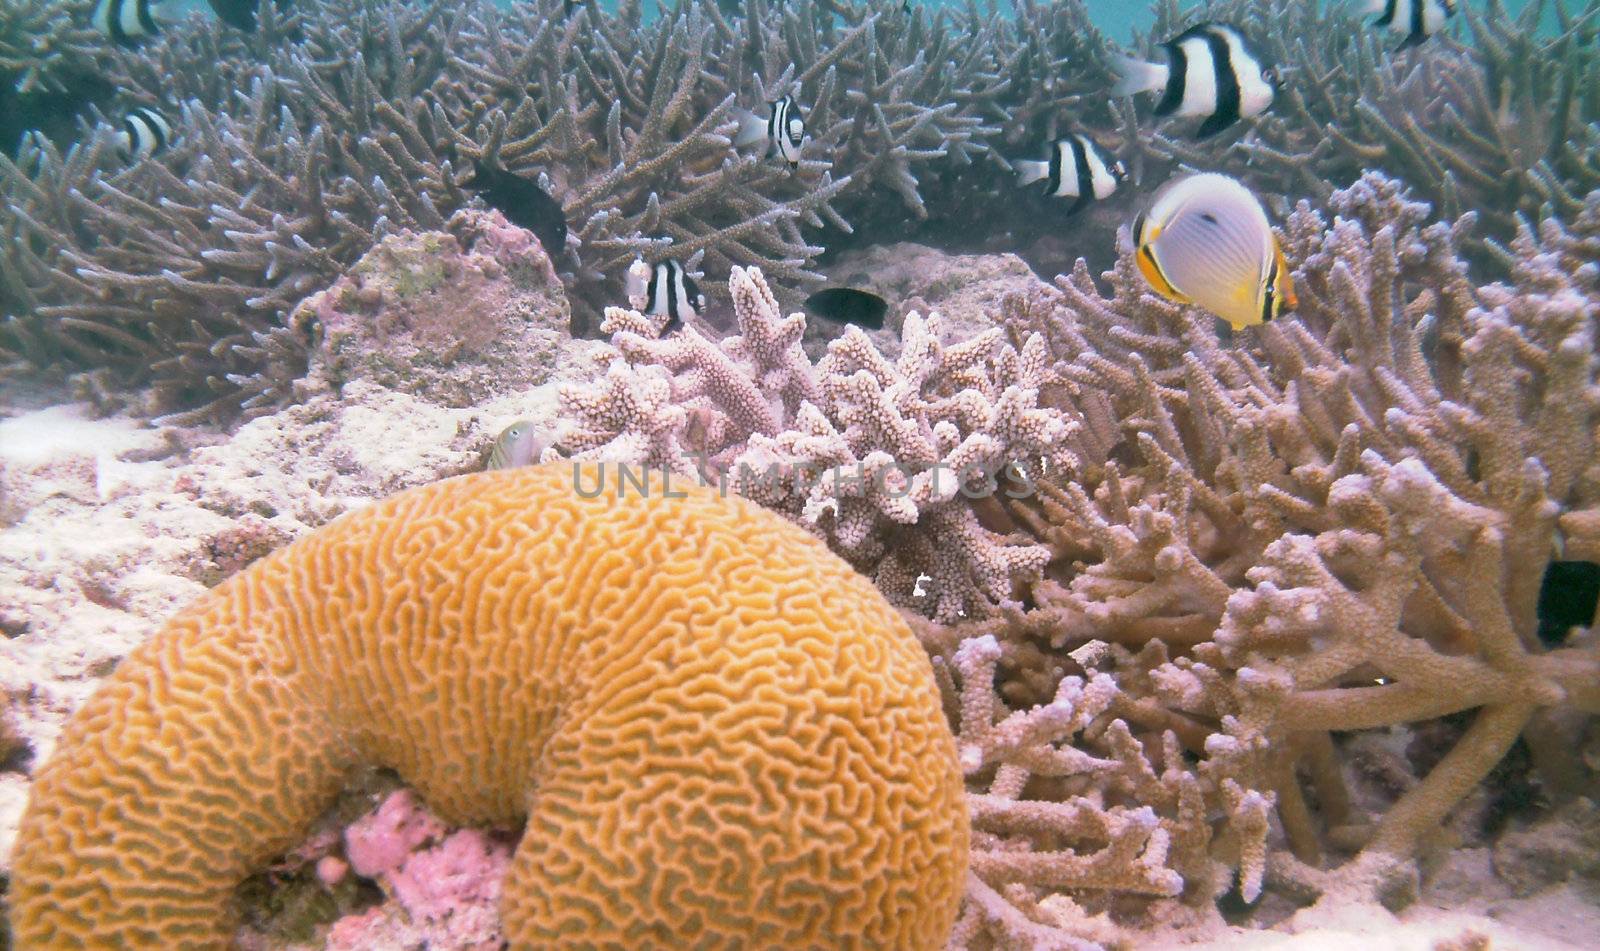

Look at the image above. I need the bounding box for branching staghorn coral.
[1118,0,1600,269]
[2,0,1065,419]
[975,171,1600,922]
[555,174,1596,941]
[0,0,101,95]
[559,264,1078,622]
[923,630,1278,951]
[0,0,467,419]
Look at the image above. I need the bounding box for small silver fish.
[485,420,547,471]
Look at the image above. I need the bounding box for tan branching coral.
[560,264,1077,621]
[974,171,1600,923]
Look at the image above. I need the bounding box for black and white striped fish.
[1110,23,1278,140]
[117,107,171,163]
[625,259,706,333]
[733,95,805,169]
[1011,134,1126,215]
[1360,0,1457,50]
[94,0,160,47]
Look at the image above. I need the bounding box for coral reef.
[0,0,99,96]
[0,214,601,876]
[4,0,1591,420]
[9,462,968,947]
[1121,0,1600,269]
[919,170,1600,943]
[293,208,571,407]
[3,173,1598,946]
[550,169,1598,946]
[0,0,1046,421]
[806,242,1050,355]
[559,263,1075,621]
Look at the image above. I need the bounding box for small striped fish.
[1110,23,1278,140]
[485,420,547,471]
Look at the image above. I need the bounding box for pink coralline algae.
[292,208,572,408]
[327,789,512,950]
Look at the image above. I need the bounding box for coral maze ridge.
[8,464,969,948]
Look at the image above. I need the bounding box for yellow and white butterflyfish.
[1131,172,1296,330]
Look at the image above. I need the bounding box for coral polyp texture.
[560,263,1073,622]
[8,463,969,948]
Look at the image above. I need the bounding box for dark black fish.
[562,0,590,18]
[803,288,888,331]
[467,163,569,258]
[208,0,256,31]
[207,0,288,32]
[1536,560,1600,646]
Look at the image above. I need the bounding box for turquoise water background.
[159,0,1556,41]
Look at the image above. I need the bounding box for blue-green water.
[159,0,1562,43]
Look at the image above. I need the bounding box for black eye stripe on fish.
[1261,252,1279,324]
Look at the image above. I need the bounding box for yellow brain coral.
[10,462,969,949]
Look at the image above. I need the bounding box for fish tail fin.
[1276,243,1298,311]
[623,260,649,304]
[733,110,767,148]
[1011,159,1049,186]
[1109,54,1168,97]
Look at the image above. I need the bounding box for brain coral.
[9,462,969,948]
